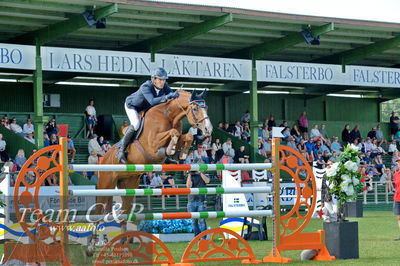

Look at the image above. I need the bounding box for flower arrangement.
[325,144,365,221]
[139,219,193,234]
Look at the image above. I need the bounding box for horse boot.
[116,125,136,164]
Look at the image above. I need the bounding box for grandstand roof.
[1,0,400,98]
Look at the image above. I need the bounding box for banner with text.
[1,42,400,87]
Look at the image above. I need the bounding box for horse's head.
[179,89,213,137]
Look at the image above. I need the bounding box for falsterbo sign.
[1,42,400,87]
[257,60,400,87]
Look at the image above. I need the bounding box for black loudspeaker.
[96,114,113,140]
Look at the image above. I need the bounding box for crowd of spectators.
[214,110,400,194]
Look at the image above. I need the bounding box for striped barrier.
[70,186,272,197]
[69,163,273,172]
[6,137,335,265]
[72,210,273,222]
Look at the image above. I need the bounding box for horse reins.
[174,97,209,127]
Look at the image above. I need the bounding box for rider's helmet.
[151,67,168,79]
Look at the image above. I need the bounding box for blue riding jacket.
[125,80,172,112]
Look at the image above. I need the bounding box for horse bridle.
[175,97,209,127]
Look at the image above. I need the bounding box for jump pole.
[70,186,272,197]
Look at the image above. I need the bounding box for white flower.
[341,174,351,183]
[352,177,360,186]
[328,181,335,189]
[344,185,355,196]
[349,144,360,151]
[344,161,358,172]
[356,157,360,165]
[326,162,339,177]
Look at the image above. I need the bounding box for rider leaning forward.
[117,67,179,164]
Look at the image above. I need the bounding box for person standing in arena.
[393,158,400,240]
[116,67,179,163]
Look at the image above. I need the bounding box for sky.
[148,0,400,24]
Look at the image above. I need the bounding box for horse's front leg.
[153,128,181,156]
[176,133,193,160]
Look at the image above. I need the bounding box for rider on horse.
[117,67,179,164]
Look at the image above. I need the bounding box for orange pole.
[59,137,69,263]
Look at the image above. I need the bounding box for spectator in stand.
[364,151,373,166]
[212,138,223,160]
[241,110,251,124]
[103,141,112,152]
[85,99,97,138]
[49,134,59,146]
[375,125,387,146]
[320,124,329,140]
[219,150,234,164]
[317,139,330,154]
[364,137,374,154]
[367,127,377,140]
[291,125,301,143]
[148,171,163,188]
[194,145,208,163]
[68,136,76,163]
[10,118,24,136]
[14,149,26,171]
[372,138,386,155]
[186,170,210,238]
[322,150,330,163]
[119,120,129,139]
[350,125,362,142]
[279,120,289,128]
[286,136,297,151]
[341,124,352,144]
[315,151,325,169]
[263,137,272,157]
[234,145,250,164]
[380,168,394,193]
[160,171,176,188]
[258,138,267,157]
[260,125,269,141]
[88,151,99,164]
[266,114,276,131]
[222,123,232,134]
[45,118,58,138]
[24,133,35,144]
[329,151,340,163]
[306,138,316,157]
[88,134,105,157]
[22,118,34,136]
[43,133,50,147]
[189,125,202,146]
[45,173,58,186]
[389,139,398,156]
[2,116,10,129]
[242,124,251,142]
[222,138,235,158]
[373,154,385,176]
[310,124,322,140]
[185,150,196,164]
[330,136,342,153]
[390,111,400,140]
[392,151,400,168]
[217,122,223,130]
[298,111,309,139]
[208,149,219,164]
[202,136,212,155]
[297,138,307,154]
[281,127,291,140]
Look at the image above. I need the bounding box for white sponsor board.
[257,60,400,88]
[1,42,400,87]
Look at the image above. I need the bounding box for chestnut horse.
[86,90,212,255]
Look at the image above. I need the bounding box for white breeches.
[125,103,140,130]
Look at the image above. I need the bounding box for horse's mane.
[150,90,191,112]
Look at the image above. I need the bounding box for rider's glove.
[166,92,179,99]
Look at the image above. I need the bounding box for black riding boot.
[116,125,136,164]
